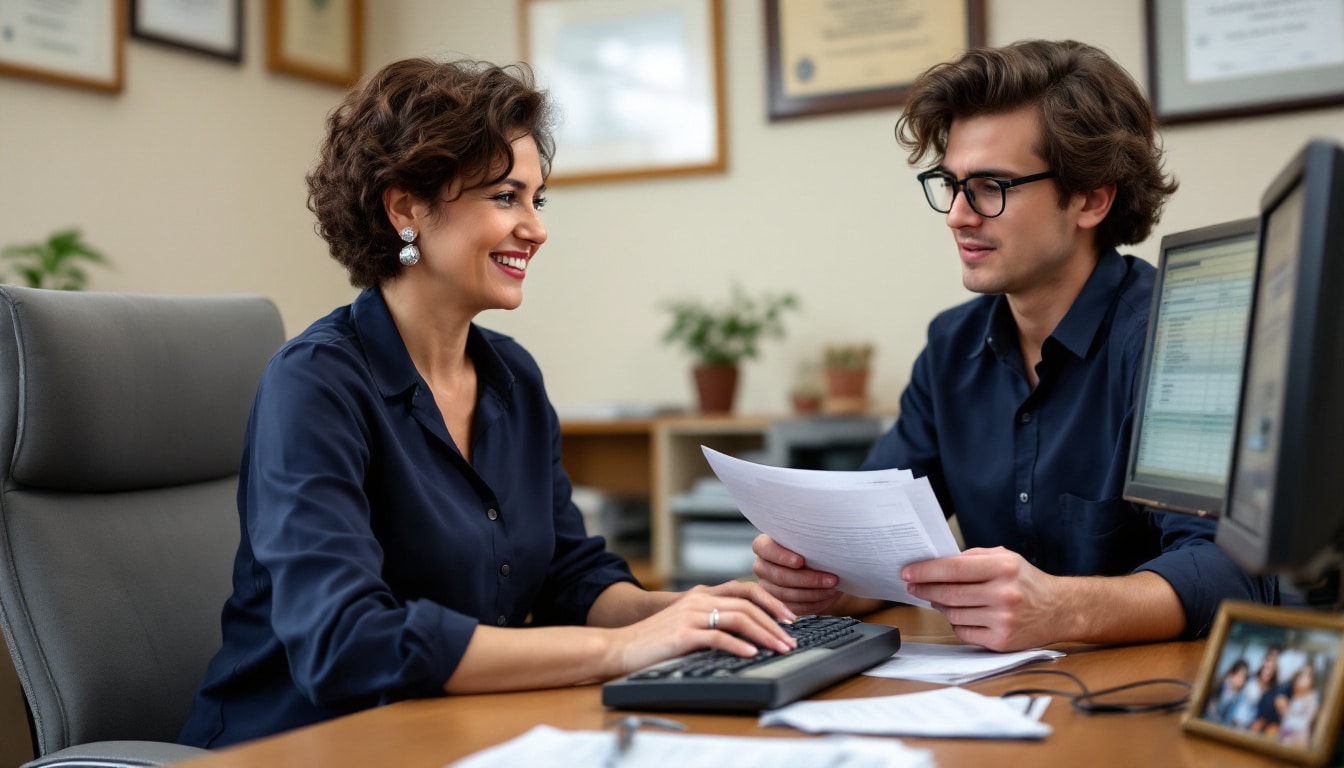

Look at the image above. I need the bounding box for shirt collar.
[976,248,1126,360]
[350,287,516,400]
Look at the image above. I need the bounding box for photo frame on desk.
[1183,601,1344,766]
[520,0,726,185]
[131,0,243,62]
[1145,0,1344,124]
[266,0,362,87]
[765,0,985,121]
[0,0,124,92]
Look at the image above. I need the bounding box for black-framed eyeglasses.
[916,169,1058,218]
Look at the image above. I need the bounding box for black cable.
[992,668,1192,715]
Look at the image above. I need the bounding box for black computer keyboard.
[601,615,901,712]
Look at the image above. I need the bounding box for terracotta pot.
[825,367,869,399]
[693,364,739,413]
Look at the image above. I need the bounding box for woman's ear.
[383,185,420,232]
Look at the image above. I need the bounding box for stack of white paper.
[448,724,936,768]
[760,686,1052,739]
[700,447,960,606]
[863,642,1066,685]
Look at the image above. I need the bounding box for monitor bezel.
[1216,140,1344,574]
[1122,216,1259,517]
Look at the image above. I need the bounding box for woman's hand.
[608,581,798,676]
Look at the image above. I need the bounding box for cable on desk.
[991,668,1192,714]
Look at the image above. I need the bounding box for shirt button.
[487,508,499,521]
[987,336,995,344]
[500,563,511,576]
[1020,412,1032,423]
[1019,492,1029,503]
[496,615,507,626]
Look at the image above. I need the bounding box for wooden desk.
[177,606,1284,768]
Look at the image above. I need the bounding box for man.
[753,40,1276,651]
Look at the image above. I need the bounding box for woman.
[1277,663,1321,747]
[1205,659,1249,725]
[179,58,795,749]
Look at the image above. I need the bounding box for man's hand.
[902,547,1186,650]
[751,534,843,615]
[902,547,1070,651]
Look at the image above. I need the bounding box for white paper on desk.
[447,724,935,768]
[701,447,960,606]
[760,686,1052,739]
[864,642,1066,685]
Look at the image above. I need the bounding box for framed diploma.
[521,0,726,185]
[266,0,362,87]
[0,0,124,92]
[765,0,985,121]
[1146,0,1344,124]
[131,0,243,63]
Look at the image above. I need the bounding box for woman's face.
[414,133,548,315]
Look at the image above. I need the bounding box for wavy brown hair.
[307,58,555,288]
[895,40,1177,250]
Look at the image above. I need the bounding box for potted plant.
[1,228,111,290]
[661,286,799,413]
[822,343,875,413]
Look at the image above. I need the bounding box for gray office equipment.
[0,286,284,767]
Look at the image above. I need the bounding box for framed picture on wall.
[520,0,726,185]
[1183,601,1344,766]
[1146,0,1344,124]
[0,0,124,92]
[266,0,362,87]
[764,0,986,121]
[130,0,243,62]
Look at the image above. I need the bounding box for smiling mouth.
[491,253,528,271]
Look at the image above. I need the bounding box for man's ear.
[383,185,420,232]
[1076,183,1116,231]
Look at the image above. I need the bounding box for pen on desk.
[604,715,687,766]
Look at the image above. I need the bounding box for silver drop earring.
[398,227,420,266]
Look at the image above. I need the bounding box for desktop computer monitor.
[1216,139,1344,577]
[1123,217,1259,517]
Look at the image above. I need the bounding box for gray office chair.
[0,285,284,767]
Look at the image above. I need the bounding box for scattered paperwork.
[864,642,1066,685]
[701,447,960,606]
[447,724,935,768]
[760,686,1052,739]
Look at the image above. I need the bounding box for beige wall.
[2,0,1342,421]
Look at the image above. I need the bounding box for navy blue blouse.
[180,288,636,748]
[862,249,1276,638]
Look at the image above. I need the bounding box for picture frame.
[130,0,243,63]
[1145,0,1344,125]
[265,0,362,88]
[1183,600,1344,766]
[765,0,985,121]
[0,0,125,92]
[520,0,726,185]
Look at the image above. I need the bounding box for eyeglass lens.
[922,175,1009,217]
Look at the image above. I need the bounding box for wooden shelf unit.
[559,414,774,589]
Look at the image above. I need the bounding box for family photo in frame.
[1185,601,1344,766]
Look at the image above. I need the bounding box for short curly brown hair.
[306,58,555,288]
[895,40,1178,251]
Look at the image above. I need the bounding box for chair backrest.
[0,285,284,756]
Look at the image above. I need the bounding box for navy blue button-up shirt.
[863,249,1275,637]
[180,288,636,748]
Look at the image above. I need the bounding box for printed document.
[701,447,960,607]
[863,642,1066,685]
[448,724,935,768]
[760,686,1052,739]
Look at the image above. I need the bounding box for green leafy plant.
[1,228,111,290]
[661,286,800,367]
[824,343,875,370]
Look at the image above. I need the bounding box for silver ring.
[709,608,720,630]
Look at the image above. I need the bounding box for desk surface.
[180,607,1286,768]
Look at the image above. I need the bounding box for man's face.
[938,107,1091,300]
